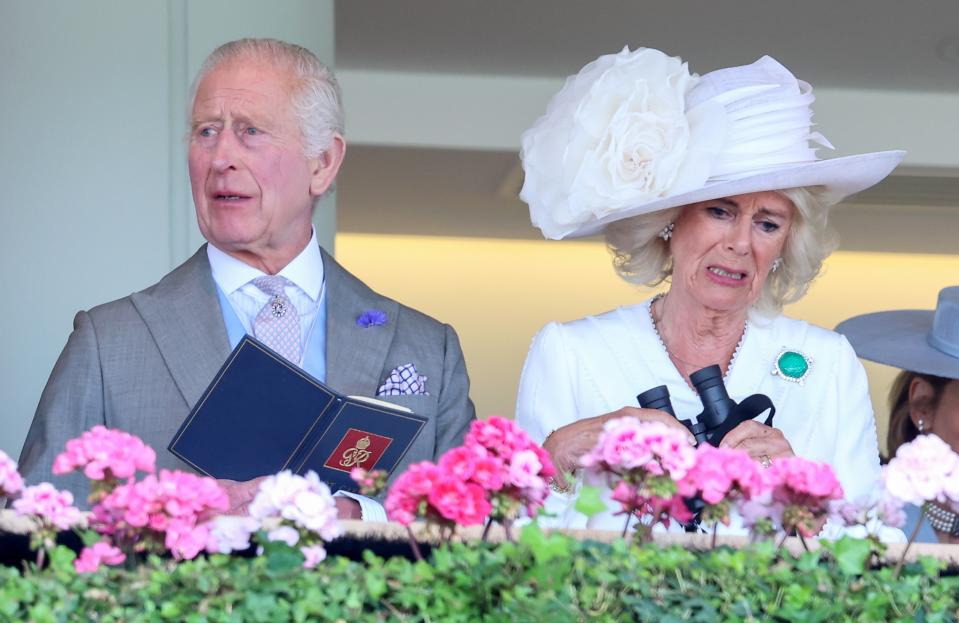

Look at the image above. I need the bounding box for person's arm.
[516,323,578,445]
[819,335,904,542]
[829,335,882,504]
[17,311,105,506]
[517,323,691,478]
[515,322,583,526]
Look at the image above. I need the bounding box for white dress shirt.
[207,231,325,361]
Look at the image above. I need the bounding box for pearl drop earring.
[658,222,674,241]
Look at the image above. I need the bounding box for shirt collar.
[207,229,325,301]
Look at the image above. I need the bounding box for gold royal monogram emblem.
[339,435,373,468]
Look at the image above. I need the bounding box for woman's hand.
[719,420,795,465]
[543,407,695,490]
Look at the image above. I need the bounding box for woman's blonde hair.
[604,186,839,316]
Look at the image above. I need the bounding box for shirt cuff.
[334,491,387,523]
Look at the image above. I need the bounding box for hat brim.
[567,150,906,239]
[836,310,959,380]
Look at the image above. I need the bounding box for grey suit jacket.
[18,244,475,506]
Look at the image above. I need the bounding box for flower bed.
[3,417,959,619]
[1,523,958,621]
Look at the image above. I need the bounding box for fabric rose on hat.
[520,46,724,240]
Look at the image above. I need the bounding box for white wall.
[0,0,335,460]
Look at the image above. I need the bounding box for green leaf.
[78,528,103,547]
[574,485,606,517]
[832,536,872,576]
[364,571,387,599]
[519,521,570,564]
[27,603,56,623]
[48,545,77,572]
[261,540,304,574]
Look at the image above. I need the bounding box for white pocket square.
[376,363,429,396]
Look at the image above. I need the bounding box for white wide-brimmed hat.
[519,47,905,240]
[836,287,959,380]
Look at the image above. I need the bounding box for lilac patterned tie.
[252,276,302,364]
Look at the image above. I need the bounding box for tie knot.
[252,275,292,297]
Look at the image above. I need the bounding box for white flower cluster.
[520,46,722,240]
[207,470,341,569]
[883,434,959,508]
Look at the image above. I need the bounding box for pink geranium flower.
[52,425,156,481]
[581,418,695,481]
[349,467,388,497]
[0,449,23,498]
[301,544,327,569]
[580,418,697,536]
[507,450,546,490]
[13,483,83,530]
[764,457,844,538]
[94,469,228,560]
[677,446,769,526]
[438,446,480,481]
[385,461,442,526]
[465,417,555,518]
[386,417,555,535]
[470,453,506,491]
[74,540,126,573]
[428,476,491,526]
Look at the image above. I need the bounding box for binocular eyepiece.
[637,365,775,447]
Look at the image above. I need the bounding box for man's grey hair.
[604,186,840,317]
[188,38,344,158]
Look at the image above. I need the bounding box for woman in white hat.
[516,47,904,535]
[837,287,959,543]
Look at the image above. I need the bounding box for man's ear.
[308,133,346,197]
[908,376,936,431]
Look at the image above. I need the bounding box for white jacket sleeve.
[830,335,882,504]
[516,322,581,444]
[819,335,905,542]
[515,322,590,528]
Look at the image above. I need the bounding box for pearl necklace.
[648,293,748,383]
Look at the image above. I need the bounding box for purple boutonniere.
[356,309,388,328]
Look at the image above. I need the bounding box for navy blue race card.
[168,336,427,493]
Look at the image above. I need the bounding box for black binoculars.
[636,364,775,447]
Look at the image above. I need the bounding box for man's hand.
[217,476,267,516]
[334,496,363,520]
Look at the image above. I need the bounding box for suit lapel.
[322,248,398,396]
[131,246,232,409]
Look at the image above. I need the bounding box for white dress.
[516,298,885,538]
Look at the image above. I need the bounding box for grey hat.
[836,286,959,380]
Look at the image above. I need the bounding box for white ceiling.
[336,0,959,92]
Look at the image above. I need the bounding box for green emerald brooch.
[772,349,812,385]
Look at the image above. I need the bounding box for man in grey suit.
[17,38,475,519]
